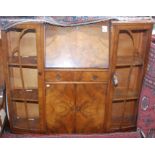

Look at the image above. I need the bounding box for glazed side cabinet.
[1,20,153,134]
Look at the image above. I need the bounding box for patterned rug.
[137,35,155,138]
[0,16,151,30]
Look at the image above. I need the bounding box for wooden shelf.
[113,88,138,101]
[110,124,136,132]
[8,56,37,68]
[11,89,38,103]
[112,115,136,123]
[116,56,143,67]
[13,117,40,130]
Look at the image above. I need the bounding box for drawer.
[45,71,75,82]
[75,71,108,82]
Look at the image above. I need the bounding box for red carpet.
[137,35,155,137]
[1,131,141,138]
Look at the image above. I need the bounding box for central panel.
[45,21,109,134]
[45,21,109,68]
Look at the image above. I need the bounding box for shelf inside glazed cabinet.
[8,56,37,68]
[116,55,143,68]
[113,88,138,102]
[13,117,40,130]
[110,124,136,132]
[11,88,38,103]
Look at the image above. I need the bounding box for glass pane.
[112,100,137,125]
[114,67,142,93]
[117,30,147,58]
[10,68,38,89]
[12,102,39,130]
[7,29,37,57]
[6,28,39,130]
[7,29,37,68]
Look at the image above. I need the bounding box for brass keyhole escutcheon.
[92,75,98,81]
[38,71,42,76]
[76,106,81,112]
[56,74,61,81]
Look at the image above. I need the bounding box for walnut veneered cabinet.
[1,20,153,134]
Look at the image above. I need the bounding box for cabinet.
[1,20,153,134]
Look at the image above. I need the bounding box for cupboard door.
[106,21,153,132]
[2,24,44,132]
[76,84,107,133]
[46,84,75,133]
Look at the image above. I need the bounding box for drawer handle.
[92,75,98,81]
[56,74,61,81]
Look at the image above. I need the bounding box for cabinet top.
[0,16,153,30]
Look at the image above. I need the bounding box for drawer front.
[45,71,109,82]
[75,71,108,82]
[45,71,75,82]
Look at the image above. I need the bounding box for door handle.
[0,85,5,108]
[112,73,118,86]
[46,84,51,88]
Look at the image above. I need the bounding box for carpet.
[137,35,155,138]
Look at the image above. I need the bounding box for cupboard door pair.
[46,83,107,134]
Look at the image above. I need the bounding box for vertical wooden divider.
[37,24,46,133]
[105,24,119,132]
